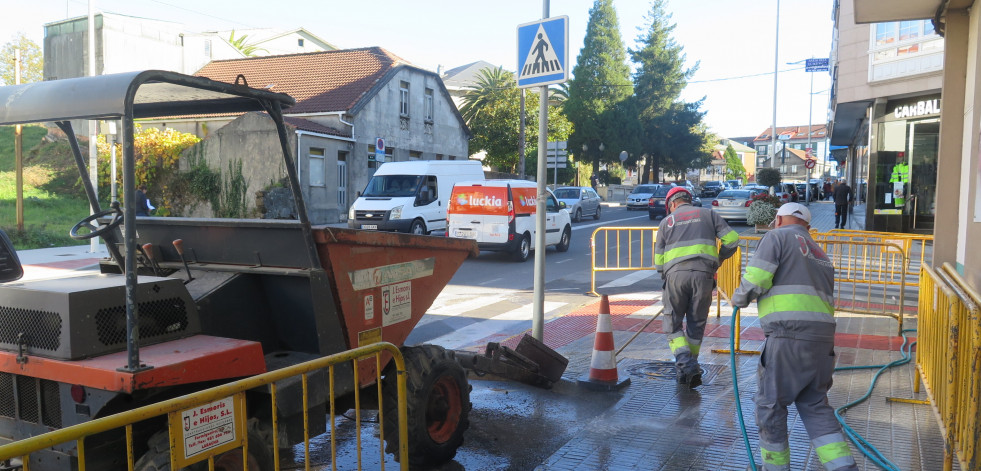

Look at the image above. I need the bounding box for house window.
[436,154,443,160]
[780,165,787,173]
[298,38,305,47]
[448,155,457,160]
[309,147,325,187]
[424,88,434,122]
[399,81,410,117]
[337,151,348,208]
[409,150,422,160]
[872,19,942,63]
[791,165,798,173]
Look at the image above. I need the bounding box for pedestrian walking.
[590,173,599,190]
[823,180,832,201]
[731,202,858,471]
[832,179,852,229]
[133,184,151,217]
[654,187,739,387]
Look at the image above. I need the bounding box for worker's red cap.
[665,187,692,205]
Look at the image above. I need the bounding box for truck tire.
[135,419,274,471]
[556,226,571,252]
[383,345,471,467]
[513,233,531,262]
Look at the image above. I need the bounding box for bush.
[756,167,781,188]
[747,200,777,226]
[751,191,782,208]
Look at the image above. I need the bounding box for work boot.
[687,371,702,388]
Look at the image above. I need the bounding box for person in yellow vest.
[889,161,910,208]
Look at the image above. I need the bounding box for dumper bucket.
[312,227,477,381]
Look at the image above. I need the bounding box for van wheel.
[594,205,602,220]
[513,234,530,262]
[573,208,582,222]
[556,227,571,252]
[409,219,427,235]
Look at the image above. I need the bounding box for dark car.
[648,185,701,220]
[702,181,725,198]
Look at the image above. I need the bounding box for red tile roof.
[753,124,828,142]
[284,116,350,138]
[195,47,408,115]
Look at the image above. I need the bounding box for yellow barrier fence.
[718,236,908,333]
[823,229,933,280]
[0,342,409,470]
[915,264,981,471]
[589,227,658,296]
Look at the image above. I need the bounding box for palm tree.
[459,66,515,124]
[549,82,569,107]
[228,30,268,57]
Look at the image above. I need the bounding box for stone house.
[169,47,469,223]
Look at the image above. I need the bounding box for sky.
[1,0,834,140]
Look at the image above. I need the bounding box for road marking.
[556,258,573,263]
[478,277,503,286]
[432,301,565,349]
[427,294,505,316]
[571,214,649,231]
[597,270,657,289]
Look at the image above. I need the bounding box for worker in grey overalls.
[654,187,739,387]
[732,203,857,471]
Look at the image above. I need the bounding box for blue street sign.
[516,16,569,88]
[805,58,830,72]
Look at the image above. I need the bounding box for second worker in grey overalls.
[654,187,739,387]
[732,203,857,471]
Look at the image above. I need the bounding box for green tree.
[723,144,747,181]
[756,167,782,188]
[652,101,713,180]
[631,0,698,182]
[461,67,572,173]
[1,33,42,85]
[565,0,634,172]
[228,30,268,57]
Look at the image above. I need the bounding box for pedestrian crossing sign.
[516,16,569,89]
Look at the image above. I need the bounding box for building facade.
[43,12,334,79]
[699,139,757,184]
[829,2,943,233]
[181,47,470,223]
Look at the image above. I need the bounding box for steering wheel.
[70,203,124,240]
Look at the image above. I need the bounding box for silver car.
[710,189,764,221]
[554,186,602,222]
[626,184,661,210]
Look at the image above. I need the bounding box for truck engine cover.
[0,274,201,360]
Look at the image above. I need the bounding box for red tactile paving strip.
[476,296,914,353]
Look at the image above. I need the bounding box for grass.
[0,125,90,249]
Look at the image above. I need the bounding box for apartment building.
[828,1,943,233]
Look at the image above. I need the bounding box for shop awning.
[830,100,872,146]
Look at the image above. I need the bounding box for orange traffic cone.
[577,295,631,391]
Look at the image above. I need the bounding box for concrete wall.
[953,4,981,290]
[346,67,470,205]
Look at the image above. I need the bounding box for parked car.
[726,179,743,189]
[794,182,820,202]
[647,185,702,220]
[710,189,756,221]
[554,186,602,222]
[772,183,798,204]
[701,180,725,198]
[626,184,661,210]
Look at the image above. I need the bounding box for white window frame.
[337,151,347,209]
[308,147,326,187]
[424,88,434,122]
[399,81,410,117]
[791,165,798,173]
[870,19,942,65]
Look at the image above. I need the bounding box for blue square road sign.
[516,16,569,89]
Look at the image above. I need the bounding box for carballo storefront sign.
[887,95,941,121]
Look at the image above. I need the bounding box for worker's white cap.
[775,202,811,223]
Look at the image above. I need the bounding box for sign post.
[802,57,828,205]
[518,7,568,341]
[375,138,386,163]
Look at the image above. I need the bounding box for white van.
[348,160,484,234]
[447,180,572,262]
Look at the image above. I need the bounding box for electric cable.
[729,306,759,471]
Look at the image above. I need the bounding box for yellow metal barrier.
[0,343,409,470]
[718,236,908,333]
[589,227,658,296]
[915,264,981,471]
[823,229,933,279]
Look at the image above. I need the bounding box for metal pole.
[532,0,549,341]
[88,0,99,253]
[770,0,780,169]
[519,89,526,178]
[14,49,23,232]
[806,64,814,205]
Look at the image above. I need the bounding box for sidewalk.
[475,295,949,471]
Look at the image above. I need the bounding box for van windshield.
[362,175,423,197]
